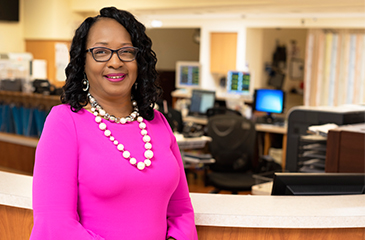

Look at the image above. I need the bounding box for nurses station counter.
[1,170,364,240]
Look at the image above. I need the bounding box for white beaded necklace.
[88,93,153,171]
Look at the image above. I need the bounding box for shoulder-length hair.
[61,6,161,120]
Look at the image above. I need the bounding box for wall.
[245,28,307,114]
[145,28,200,71]
[0,0,25,52]
[139,15,364,94]
[24,0,84,40]
[245,28,264,91]
[246,28,308,92]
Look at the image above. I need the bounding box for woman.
[31,7,198,240]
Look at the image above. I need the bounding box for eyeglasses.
[86,46,139,62]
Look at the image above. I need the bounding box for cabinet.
[326,123,365,173]
[0,91,60,174]
[210,32,237,74]
[25,40,71,87]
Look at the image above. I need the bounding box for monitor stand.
[256,113,284,125]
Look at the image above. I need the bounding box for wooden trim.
[197,226,365,240]
[0,90,61,110]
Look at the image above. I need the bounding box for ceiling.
[73,0,365,19]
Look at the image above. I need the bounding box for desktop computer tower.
[285,105,365,172]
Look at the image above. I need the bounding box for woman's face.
[84,17,138,102]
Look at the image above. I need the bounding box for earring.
[134,82,138,90]
[82,74,89,92]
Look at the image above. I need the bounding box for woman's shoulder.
[151,109,168,125]
[50,104,86,116]
[48,104,88,122]
[51,103,70,112]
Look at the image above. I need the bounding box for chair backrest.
[206,106,241,118]
[207,114,256,172]
[156,99,183,133]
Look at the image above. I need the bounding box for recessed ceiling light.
[151,20,163,27]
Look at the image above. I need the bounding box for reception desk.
[1,171,364,240]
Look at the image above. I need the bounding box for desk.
[171,89,253,109]
[175,133,212,150]
[181,118,288,169]
[255,124,287,169]
[1,171,364,240]
[183,115,208,126]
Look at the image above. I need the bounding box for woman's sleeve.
[157,111,198,240]
[30,106,104,240]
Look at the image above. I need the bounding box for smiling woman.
[30,6,198,240]
[83,17,139,111]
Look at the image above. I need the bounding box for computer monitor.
[271,173,365,196]
[226,71,250,95]
[268,72,285,89]
[175,61,201,89]
[188,89,216,116]
[253,89,285,124]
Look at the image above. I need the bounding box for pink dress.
[30,104,198,240]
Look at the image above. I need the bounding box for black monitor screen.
[0,0,19,22]
[271,173,365,196]
[189,90,215,116]
[254,89,285,114]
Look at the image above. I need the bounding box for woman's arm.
[156,111,198,240]
[31,106,104,240]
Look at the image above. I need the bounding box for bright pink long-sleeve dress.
[30,104,198,240]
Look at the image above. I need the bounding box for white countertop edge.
[194,214,365,228]
[0,193,32,210]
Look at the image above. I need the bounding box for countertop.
[1,170,364,229]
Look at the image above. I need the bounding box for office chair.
[206,106,242,118]
[156,99,183,133]
[205,113,257,194]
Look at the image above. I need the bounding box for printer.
[285,105,365,172]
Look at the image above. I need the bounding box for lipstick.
[105,73,126,82]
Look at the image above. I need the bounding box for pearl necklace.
[88,94,153,171]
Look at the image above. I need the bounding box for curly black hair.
[61,7,161,120]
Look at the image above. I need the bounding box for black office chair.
[156,99,183,133]
[205,113,257,194]
[206,106,242,118]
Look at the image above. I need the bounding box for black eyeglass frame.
[85,46,139,62]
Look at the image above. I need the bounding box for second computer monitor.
[227,71,250,95]
[175,61,201,89]
[254,89,285,124]
[189,90,216,116]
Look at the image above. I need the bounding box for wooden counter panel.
[0,140,35,175]
[0,205,33,240]
[197,226,365,240]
